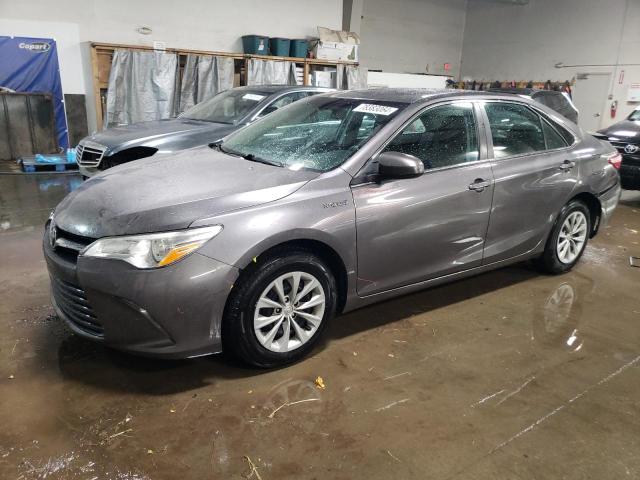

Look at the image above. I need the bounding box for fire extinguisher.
[611,100,618,119]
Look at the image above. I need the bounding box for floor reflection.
[0,173,81,231]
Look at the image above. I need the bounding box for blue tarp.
[0,36,68,150]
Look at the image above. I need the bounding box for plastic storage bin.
[242,35,269,55]
[289,39,309,59]
[269,38,291,57]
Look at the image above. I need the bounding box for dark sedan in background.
[77,85,332,177]
[595,108,640,190]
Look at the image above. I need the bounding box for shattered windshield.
[180,89,269,124]
[221,96,407,172]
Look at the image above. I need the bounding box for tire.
[222,249,337,368]
[537,200,591,275]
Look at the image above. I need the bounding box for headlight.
[81,225,223,269]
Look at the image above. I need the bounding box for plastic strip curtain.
[335,64,345,89]
[334,65,367,90]
[179,55,235,113]
[105,49,179,127]
[346,65,368,90]
[247,59,299,86]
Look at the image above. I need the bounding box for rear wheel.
[223,250,337,368]
[537,200,591,274]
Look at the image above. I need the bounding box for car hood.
[85,118,235,150]
[54,147,318,238]
[597,120,640,141]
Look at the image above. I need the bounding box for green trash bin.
[269,38,291,57]
[289,39,309,59]
[242,35,270,55]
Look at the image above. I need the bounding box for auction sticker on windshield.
[243,93,266,101]
[353,104,398,116]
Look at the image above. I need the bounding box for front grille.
[51,226,95,262]
[51,276,103,337]
[76,143,106,167]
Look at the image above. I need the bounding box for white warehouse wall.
[358,0,468,77]
[0,0,343,132]
[460,0,640,127]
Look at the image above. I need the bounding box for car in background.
[594,108,640,190]
[76,85,332,178]
[45,89,620,367]
[487,88,579,124]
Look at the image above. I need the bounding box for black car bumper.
[620,163,640,190]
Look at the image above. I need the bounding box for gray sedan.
[45,88,621,367]
[77,85,332,177]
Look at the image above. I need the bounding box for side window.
[383,103,479,170]
[534,92,577,123]
[484,102,546,157]
[542,120,568,149]
[269,92,307,110]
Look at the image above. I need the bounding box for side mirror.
[377,151,424,179]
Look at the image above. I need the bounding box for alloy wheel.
[253,271,326,353]
[556,211,588,264]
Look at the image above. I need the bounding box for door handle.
[468,178,491,192]
[558,160,576,172]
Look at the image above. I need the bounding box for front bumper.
[620,163,640,190]
[44,224,239,358]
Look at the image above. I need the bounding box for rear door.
[352,101,494,296]
[481,101,579,264]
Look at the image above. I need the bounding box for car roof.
[329,88,501,104]
[232,85,332,95]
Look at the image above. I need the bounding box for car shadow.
[56,335,259,395]
[325,263,539,342]
[56,263,539,395]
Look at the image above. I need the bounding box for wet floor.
[1,171,640,479]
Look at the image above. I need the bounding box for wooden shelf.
[90,42,358,130]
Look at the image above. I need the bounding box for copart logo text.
[19,42,51,53]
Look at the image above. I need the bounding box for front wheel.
[223,250,337,368]
[537,200,591,274]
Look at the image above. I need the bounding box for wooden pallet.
[19,155,79,173]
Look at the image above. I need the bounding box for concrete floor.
[1,172,639,480]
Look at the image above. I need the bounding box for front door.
[352,102,494,296]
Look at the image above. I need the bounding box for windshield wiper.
[212,143,283,167]
[241,153,284,167]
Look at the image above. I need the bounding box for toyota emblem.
[624,144,639,154]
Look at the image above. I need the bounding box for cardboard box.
[313,41,359,62]
[312,71,335,88]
